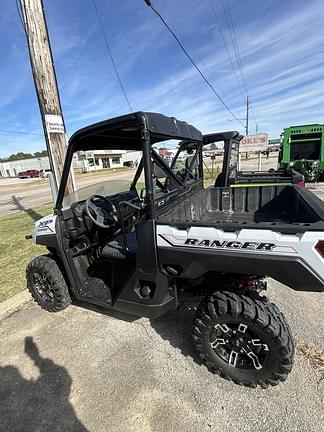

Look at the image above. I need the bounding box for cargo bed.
[156,184,324,233]
[156,184,324,292]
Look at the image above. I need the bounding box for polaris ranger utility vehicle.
[207,132,305,188]
[26,112,324,388]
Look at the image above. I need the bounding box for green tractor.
[279,124,324,182]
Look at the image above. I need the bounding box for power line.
[208,0,246,105]
[91,0,133,112]
[0,129,43,136]
[144,0,244,128]
[15,0,25,29]
[220,0,258,130]
[226,0,250,97]
[250,102,258,127]
[221,0,248,95]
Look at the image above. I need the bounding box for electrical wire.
[144,0,244,128]
[92,0,133,112]
[208,0,246,105]
[15,0,25,29]
[0,129,43,136]
[221,0,248,94]
[220,0,258,131]
[250,103,258,129]
[226,0,249,96]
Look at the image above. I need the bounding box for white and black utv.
[26,112,324,388]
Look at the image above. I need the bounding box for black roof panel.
[69,111,202,151]
[203,131,242,144]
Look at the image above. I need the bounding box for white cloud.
[1,0,324,157]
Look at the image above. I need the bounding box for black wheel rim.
[33,273,55,303]
[209,322,269,370]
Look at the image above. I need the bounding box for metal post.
[37,157,42,179]
[48,172,58,203]
[93,153,97,172]
[258,152,262,171]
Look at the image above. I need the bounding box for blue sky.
[1,0,324,157]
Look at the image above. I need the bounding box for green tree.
[34,150,48,157]
[2,149,48,161]
[8,152,33,161]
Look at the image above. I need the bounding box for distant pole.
[19,0,75,197]
[258,152,262,171]
[245,96,249,136]
[37,157,42,179]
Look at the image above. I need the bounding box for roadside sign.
[45,114,65,134]
[240,133,268,152]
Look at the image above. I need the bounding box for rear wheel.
[192,291,294,388]
[26,255,71,312]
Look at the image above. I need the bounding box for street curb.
[0,290,31,322]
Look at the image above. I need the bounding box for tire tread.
[192,291,294,388]
[26,255,71,312]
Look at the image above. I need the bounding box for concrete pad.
[0,290,31,322]
[0,299,323,432]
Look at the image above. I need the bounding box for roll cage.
[203,131,243,187]
[55,112,202,218]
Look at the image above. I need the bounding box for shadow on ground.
[0,337,88,432]
[10,195,44,221]
[73,299,201,364]
[150,303,202,364]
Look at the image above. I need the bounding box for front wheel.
[192,291,294,388]
[26,255,71,312]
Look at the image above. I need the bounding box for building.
[158,148,178,161]
[0,150,126,177]
[77,150,126,172]
[122,150,142,167]
[0,156,50,177]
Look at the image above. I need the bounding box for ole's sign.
[240,133,268,152]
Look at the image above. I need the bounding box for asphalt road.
[0,169,136,217]
[0,154,278,217]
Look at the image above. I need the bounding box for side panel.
[156,224,324,292]
[32,214,58,249]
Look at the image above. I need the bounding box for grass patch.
[0,204,53,302]
[203,167,221,187]
[75,167,134,177]
[296,340,324,373]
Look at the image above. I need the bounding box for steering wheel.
[85,194,118,229]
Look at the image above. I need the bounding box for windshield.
[170,143,201,183]
[150,139,202,188]
[63,179,132,207]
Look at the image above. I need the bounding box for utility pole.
[19,0,75,197]
[227,96,250,136]
[245,95,249,136]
